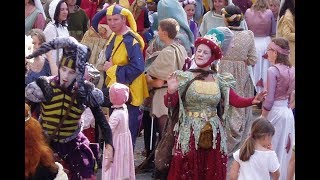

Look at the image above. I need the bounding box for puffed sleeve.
[176,70,193,93]
[268,151,280,173]
[217,73,236,105]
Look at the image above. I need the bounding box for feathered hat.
[194,28,224,68]
[215,26,234,55]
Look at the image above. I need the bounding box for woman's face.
[213,0,227,13]
[195,44,212,67]
[269,1,280,18]
[31,35,41,51]
[58,2,69,22]
[147,1,157,12]
[184,4,196,20]
[266,44,277,64]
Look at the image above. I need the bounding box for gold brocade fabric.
[194,80,219,95]
[172,70,236,155]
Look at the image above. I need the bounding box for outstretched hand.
[252,90,267,105]
[167,72,179,94]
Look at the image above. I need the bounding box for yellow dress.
[277,9,295,66]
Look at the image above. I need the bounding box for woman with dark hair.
[25,103,68,180]
[277,0,295,66]
[219,5,258,166]
[164,29,266,180]
[262,37,295,180]
[43,0,70,64]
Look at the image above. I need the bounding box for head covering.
[205,28,224,47]
[268,41,290,56]
[49,0,61,22]
[180,0,197,7]
[221,5,244,24]
[194,29,223,68]
[193,0,204,24]
[106,4,137,32]
[157,0,194,52]
[60,56,76,70]
[118,0,131,9]
[215,26,234,55]
[109,83,130,106]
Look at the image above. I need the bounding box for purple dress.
[189,19,199,42]
[262,64,295,180]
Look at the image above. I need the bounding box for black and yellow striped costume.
[40,80,84,143]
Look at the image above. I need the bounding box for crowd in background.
[25,0,295,179]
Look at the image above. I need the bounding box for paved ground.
[96,106,262,180]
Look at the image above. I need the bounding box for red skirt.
[167,131,227,180]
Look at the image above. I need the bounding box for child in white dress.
[102,83,135,180]
[229,117,280,180]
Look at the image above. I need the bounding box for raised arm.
[229,88,266,108]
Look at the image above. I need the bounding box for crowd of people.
[25,0,295,180]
